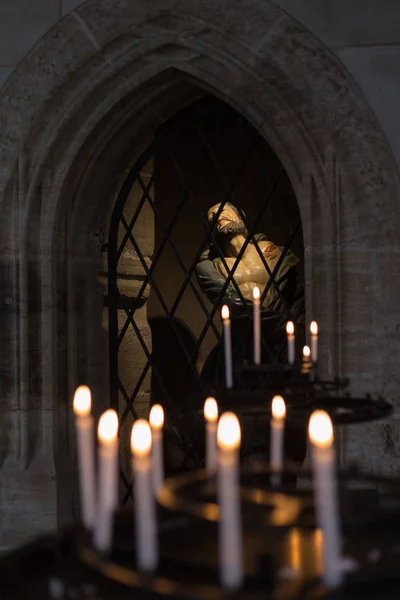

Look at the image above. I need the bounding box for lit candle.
[204,397,218,473]
[217,412,243,590]
[270,395,286,487]
[221,305,233,389]
[131,419,158,572]
[94,409,119,553]
[286,321,295,365]
[309,410,343,589]
[310,321,318,363]
[253,286,261,365]
[302,345,312,376]
[73,385,96,530]
[149,404,164,495]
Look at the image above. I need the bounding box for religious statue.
[196,202,305,369]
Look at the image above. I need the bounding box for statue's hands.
[196,258,258,318]
[222,287,253,318]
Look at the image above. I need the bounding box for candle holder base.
[2,461,400,600]
[2,484,400,600]
[158,463,400,533]
[182,387,392,426]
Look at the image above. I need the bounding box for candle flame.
[217,412,241,451]
[149,404,164,429]
[253,286,260,301]
[303,345,311,359]
[308,410,333,448]
[73,385,91,417]
[310,321,318,335]
[131,419,152,456]
[221,305,230,320]
[204,397,218,422]
[286,321,294,335]
[98,409,118,444]
[272,395,286,420]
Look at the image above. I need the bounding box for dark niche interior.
[108,95,304,480]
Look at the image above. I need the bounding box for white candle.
[204,397,218,473]
[286,321,295,365]
[217,412,243,590]
[131,419,158,572]
[221,305,233,389]
[309,410,343,589]
[94,409,119,553]
[149,404,164,495]
[303,345,311,362]
[270,395,286,487]
[310,321,318,363]
[73,385,96,530]
[253,287,261,365]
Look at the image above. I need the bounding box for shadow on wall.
[149,315,199,409]
[149,316,202,471]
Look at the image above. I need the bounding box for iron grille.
[107,97,304,505]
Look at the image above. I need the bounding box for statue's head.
[207,202,247,238]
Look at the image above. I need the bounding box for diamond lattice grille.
[107,97,304,505]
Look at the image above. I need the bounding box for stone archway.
[0,0,399,549]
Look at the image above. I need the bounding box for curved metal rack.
[182,388,392,425]
[2,466,400,599]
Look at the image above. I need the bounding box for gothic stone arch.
[0,0,399,549]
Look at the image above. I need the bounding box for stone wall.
[0,0,399,551]
[1,0,400,166]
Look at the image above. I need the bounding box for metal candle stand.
[27,465,400,600]
[2,463,400,600]
[155,464,400,598]
[183,360,392,426]
[0,361,398,600]
[236,359,393,425]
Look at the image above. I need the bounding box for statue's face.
[207,203,243,233]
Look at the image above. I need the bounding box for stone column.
[100,161,154,490]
